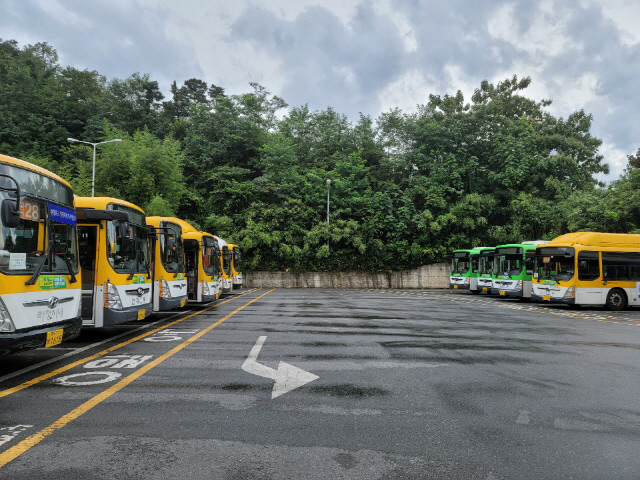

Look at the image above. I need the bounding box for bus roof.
[168,217,198,233]
[214,235,228,248]
[494,242,545,252]
[0,154,72,189]
[545,232,640,248]
[182,230,216,242]
[74,196,145,214]
[147,216,192,230]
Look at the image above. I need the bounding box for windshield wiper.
[25,231,76,285]
[25,243,53,285]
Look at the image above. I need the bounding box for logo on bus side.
[38,276,67,290]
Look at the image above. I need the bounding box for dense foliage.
[1,39,638,272]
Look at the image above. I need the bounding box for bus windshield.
[0,194,78,276]
[450,254,470,274]
[106,205,149,275]
[535,247,575,281]
[203,236,219,277]
[233,248,242,272]
[160,222,184,273]
[494,255,523,277]
[478,253,494,275]
[222,246,231,276]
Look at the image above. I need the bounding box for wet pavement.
[1,288,639,479]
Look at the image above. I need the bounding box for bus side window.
[578,251,600,281]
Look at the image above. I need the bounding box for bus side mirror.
[1,199,20,228]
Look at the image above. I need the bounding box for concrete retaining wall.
[245,263,449,289]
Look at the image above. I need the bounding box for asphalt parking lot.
[0,288,639,479]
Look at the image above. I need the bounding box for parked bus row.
[0,154,243,357]
[449,233,640,311]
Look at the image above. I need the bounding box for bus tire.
[470,289,481,295]
[605,288,627,311]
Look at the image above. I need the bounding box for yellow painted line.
[0,288,275,468]
[0,289,259,399]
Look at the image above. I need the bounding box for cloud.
[0,0,203,88]
[2,0,638,179]
[230,2,407,117]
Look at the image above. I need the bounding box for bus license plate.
[499,290,506,296]
[180,298,186,307]
[543,295,551,301]
[137,309,146,320]
[45,329,64,348]
[482,287,488,292]
[453,285,458,289]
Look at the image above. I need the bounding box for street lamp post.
[67,138,122,196]
[326,179,331,249]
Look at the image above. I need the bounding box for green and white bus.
[449,247,493,294]
[476,248,495,294]
[491,241,548,298]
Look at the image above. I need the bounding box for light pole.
[326,179,331,249]
[67,138,122,196]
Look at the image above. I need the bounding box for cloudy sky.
[2,0,639,179]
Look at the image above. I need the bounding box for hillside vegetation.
[2,39,639,272]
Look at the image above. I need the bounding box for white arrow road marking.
[242,336,319,399]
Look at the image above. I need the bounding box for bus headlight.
[563,286,575,300]
[463,277,470,285]
[515,280,523,292]
[0,298,16,332]
[201,281,210,296]
[104,282,123,310]
[160,279,171,299]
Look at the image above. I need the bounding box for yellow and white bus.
[174,219,221,303]
[215,236,233,294]
[229,243,243,289]
[532,232,640,310]
[0,154,82,356]
[75,197,152,327]
[146,216,187,311]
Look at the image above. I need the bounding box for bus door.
[185,242,198,301]
[78,225,99,323]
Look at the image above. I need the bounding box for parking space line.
[0,289,259,399]
[0,288,275,469]
[369,289,640,326]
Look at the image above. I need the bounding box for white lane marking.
[143,328,200,342]
[84,354,153,369]
[0,425,33,447]
[54,371,122,386]
[0,308,196,385]
[516,410,530,425]
[242,336,319,399]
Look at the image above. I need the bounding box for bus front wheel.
[605,288,627,311]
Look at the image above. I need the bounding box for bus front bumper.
[159,296,187,311]
[103,304,153,326]
[449,283,470,290]
[0,316,82,357]
[491,288,525,298]
[531,293,575,305]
